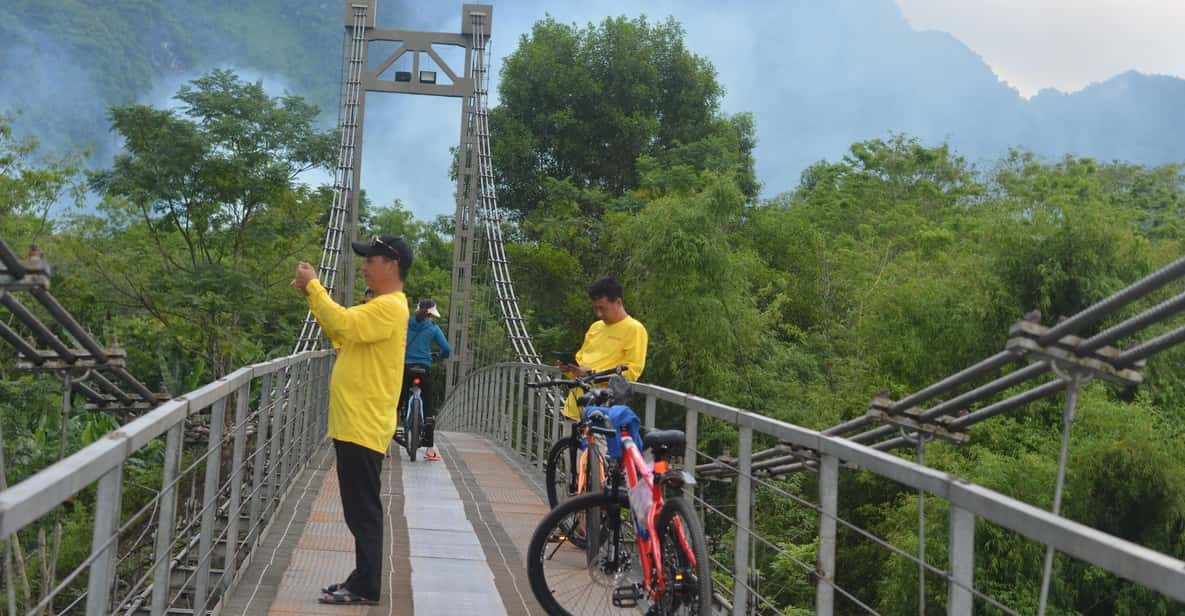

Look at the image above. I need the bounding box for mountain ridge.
[2,0,1182,200]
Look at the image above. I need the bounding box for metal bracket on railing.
[17,350,127,371]
[0,247,50,290]
[0,239,163,413]
[867,394,969,445]
[1006,320,1142,386]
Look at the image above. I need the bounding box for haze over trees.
[2,8,1185,615]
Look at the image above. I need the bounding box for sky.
[896,0,1185,97]
[13,0,1177,221]
[344,0,1185,221]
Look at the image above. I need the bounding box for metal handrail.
[439,361,1185,615]
[0,350,333,616]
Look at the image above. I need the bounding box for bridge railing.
[0,351,333,616]
[439,362,1185,615]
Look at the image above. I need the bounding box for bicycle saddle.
[642,430,685,456]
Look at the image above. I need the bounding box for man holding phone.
[558,277,648,419]
[292,234,413,605]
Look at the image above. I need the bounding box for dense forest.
[3,11,1185,615]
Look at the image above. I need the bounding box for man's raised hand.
[291,261,317,292]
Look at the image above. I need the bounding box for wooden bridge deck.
[220,432,550,616]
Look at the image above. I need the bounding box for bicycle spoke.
[529,492,650,614]
[655,498,712,614]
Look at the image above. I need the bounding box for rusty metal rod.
[0,292,76,363]
[0,319,41,363]
[87,371,134,406]
[0,240,27,279]
[1079,292,1185,354]
[29,287,108,364]
[1039,255,1185,345]
[1115,326,1185,368]
[110,365,159,404]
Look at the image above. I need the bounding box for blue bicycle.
[401,365,429,461]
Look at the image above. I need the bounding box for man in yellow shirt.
[291,234,411,606]
[559,277,649,419]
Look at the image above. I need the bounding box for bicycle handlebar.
[526,365,626,390]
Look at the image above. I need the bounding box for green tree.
[0,114,84,245]
[490,15,736,215]
[364,199,452,312]
[83,69,336,379]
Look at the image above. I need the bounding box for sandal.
[320,582,346,594]
[318,588,378,605]
[425,450,442,461]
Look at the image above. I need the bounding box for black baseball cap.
[351,235,414,270]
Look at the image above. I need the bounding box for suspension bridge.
[3,2,1185,614]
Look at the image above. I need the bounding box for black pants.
[333,439,384,599]
[396,365,436,447]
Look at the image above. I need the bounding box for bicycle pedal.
[612,585,641,608]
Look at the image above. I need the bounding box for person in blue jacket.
[395,298,451,460]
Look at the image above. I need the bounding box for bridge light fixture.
[395,71,412,82]
[420,71,437,84]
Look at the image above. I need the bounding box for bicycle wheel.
[654,497,712,615]
[547,437,597,548]
[405,395,421,461]
[527,490,645,615]
[545,436,579,508]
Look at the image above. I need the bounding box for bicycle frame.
[609,428,698,603]
[569,423,606,494]
[404,385,423,425]
[532,366,627,500]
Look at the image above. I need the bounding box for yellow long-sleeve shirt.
[563,316,649,420]
[306,279,409,454]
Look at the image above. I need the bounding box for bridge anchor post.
[816,453,838,615]
[947,504,975,615]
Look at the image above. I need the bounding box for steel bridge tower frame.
[306,2,535,390]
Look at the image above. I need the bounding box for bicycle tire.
[545,436,579,508]
[527,490,639,616]
[547,437,592,548]
[654,497,712,615]
[405,394,421,461]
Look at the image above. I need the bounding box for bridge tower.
[298,2,540,388]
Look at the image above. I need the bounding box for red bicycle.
[526,385,712,615]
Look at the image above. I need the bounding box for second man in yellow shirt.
[558,277,649,419]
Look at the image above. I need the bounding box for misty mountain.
[2,0,1183,206]
[743,0,1185,190]
[0,0,346,161]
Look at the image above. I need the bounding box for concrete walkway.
[221,432,550,616]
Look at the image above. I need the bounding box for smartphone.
[551,351,578,365]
